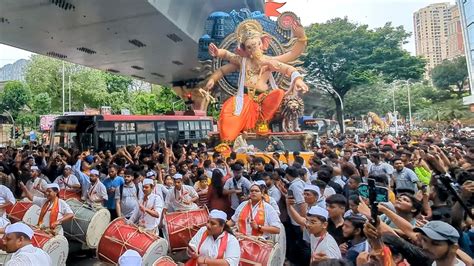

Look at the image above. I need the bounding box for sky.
[0,0,457,68]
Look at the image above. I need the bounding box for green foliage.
[0,81,31,118]
[417,99,472,121]
[155,87,184,114]
[431,57,469,98]
[131,92,159,115]
[31,93,52,115]
[16,113,36,127]
[304,18,426,130]
[104,73,132,94]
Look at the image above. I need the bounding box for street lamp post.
[3,110,15,148]
[309,80,345,134]
[391,82,398,137]
[406,80,413,130]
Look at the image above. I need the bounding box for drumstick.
[239,258,262,266]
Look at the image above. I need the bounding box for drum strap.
[197,231,228,258]
[38,197,59,227]
[238,200,265,236]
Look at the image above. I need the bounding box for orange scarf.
[38,197,59,228]
[238,200,265,236]
[185,230,228,266]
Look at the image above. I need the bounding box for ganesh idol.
[205,19,309,142]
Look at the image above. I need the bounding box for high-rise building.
[457,0,474,108]
[414,3,464,77]
[447,5,465,60]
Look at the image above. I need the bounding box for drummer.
[227,182,281,239]
[2,222,52,265]
[128,179,163,234]
[53,165,81,193]
[86,169,108,209]
[20,183,73,235]
[187,209,240,266]
[164,174,199,213]
[0,184,15,227]
[23,166,48,199]
[147,171,168,201]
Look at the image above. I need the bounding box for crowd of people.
[0,130,471,265]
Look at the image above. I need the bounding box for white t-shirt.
[432,259,465,266]
[189,227,240,266]
[231,200,281,239]
[5,244,52,266]
[310,232,342,260]
[0,185,15,220]
[32,196,73,228]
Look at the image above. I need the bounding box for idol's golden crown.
[236,19,264,44]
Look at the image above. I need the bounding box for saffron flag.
[265,1,286,17]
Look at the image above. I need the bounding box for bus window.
[52,116,94,151]
[116,134,126,148]
[157,132,166,140]
[98,132,113,151]
[127,134,137,146]
[137,133,147,145]
[157,122,165,131]
[137,122,153,132]
[147,133,156,143]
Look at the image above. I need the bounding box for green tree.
[418,99,472,121]
[104,73,132,94]
[31,92,52,115]
[304,18,426,131]
[0,81,31,118]
[155,87,184,114]
[431,56,468,99]
[131,92,159,115]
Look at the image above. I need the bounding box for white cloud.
[0,44,33,68]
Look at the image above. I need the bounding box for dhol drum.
[63,199,111,248]
[22,204,41,226]
[32,229,69,266]
[153,256,178,266]
[163,208,208,252]
[58,189,81,201]
[238,234,283,266]
[5,201,32,223]
[97,218,168,266]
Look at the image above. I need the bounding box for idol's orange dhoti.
[219,89,285,141]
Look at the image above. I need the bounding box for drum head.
[142,238,169,266]
[268,243,283,266]
[153,256,177,266]
[22,205,41,226]
[86,208,111,248]
[43,234,69,266]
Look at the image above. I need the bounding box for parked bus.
[50,114,214,152]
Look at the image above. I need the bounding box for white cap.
[173,173,183,180]
[307,206,328,220]
[5,222,34,239]
[90,169,100,176]
[118,249,142,266]
[64,165,72,169]
[47,183,60,190]
[146,171,156,178]
[209,209,227,221]
[304,185,321,197]
[30,166,40,172]
[252,180,266,187]
[143,179,154,186]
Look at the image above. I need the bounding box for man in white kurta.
[128,179,163,233]
[3,222,52,266]
[0,184,15,228]
[24,166,47,199]
[86,169,108,209]
[53,165,81,192]
[26,183,74,235]
[165,174,199,212]
[188,210,240,266]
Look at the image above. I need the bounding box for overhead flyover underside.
[0,0,264,85]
